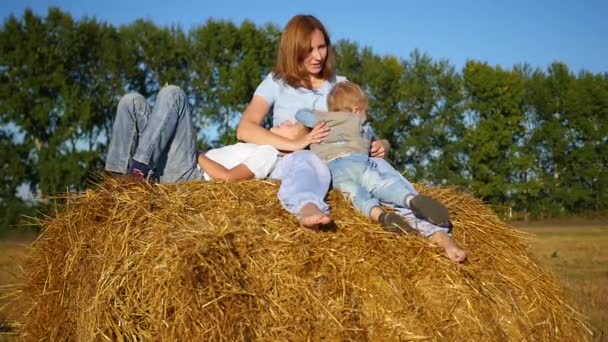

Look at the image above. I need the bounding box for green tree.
[358,53,407,168]
[118,20,190,97]
[334,40,367,84]
[189,20,278,146]
[0,8,121,199]
[0,129,35,232]
[561,69,608,212]
[398,51,466,185]
[462,61,526,206]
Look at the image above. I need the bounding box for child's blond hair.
[327,81,368,112]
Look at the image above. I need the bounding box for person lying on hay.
[104,87,323,182]
[296,81,467,263]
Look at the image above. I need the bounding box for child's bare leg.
[429,231,467,263]
[369,206,384,223]
[299,202,331,230]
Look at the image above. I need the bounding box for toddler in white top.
[197,122,306,181]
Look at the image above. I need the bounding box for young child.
[113,119,307,182]
[197,122,306,181]
[296,81,467,263]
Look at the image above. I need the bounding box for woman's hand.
[291,121,330,151]
[370,139,390,158]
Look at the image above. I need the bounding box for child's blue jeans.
[329,153,411,216]
[329,153,447,237]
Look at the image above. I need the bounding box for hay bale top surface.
[19,178,590,341]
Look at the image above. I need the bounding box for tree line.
[1,8,606,231]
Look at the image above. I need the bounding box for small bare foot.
[429,231,467,263]
[444,244,467,263]
[299,203,331,230]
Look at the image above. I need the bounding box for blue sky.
[1,0,607,74]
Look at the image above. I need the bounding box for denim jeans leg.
[269,150,331,216]
[105,93,150,173]
[362,158,412,207]
[133,85,203,183]
[371,157,448,237]
[329,156,380,217]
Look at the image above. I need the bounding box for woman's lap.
[270,150,331,216]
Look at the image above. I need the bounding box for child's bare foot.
[429,231,467,263]
[299,203,331,230]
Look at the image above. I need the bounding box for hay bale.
[17,178,590,341]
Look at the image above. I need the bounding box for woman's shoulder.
[261,72,288,88]
[255,72,284,99]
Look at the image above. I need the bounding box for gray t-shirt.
[296,109,375,162]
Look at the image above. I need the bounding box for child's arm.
[197,153,254,181]
[295,108,320,128]
[364,124,391,158]
[370,139,390,158]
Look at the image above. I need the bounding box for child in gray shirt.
[296,81,466,263]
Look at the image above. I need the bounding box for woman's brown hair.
[327,81,368,112]
[273,14,334,89]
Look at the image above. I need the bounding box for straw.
[15,177,590,341]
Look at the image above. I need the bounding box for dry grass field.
[0,221,606,341]
[0,237,32,342]
[516,222,608,341]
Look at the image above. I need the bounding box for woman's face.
[304,29,328,76]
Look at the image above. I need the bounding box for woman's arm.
[236,96,297,150]
[236,96,329,151]
[197,153,254,181]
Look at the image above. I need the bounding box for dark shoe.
[379,212,419,235]
[128,159,151,181]
[409,194,450,227]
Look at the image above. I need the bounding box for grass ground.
[0,238,31,342]
[515,222,608,341]
[0,223,606,341]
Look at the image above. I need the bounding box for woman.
[236,14,388,229]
